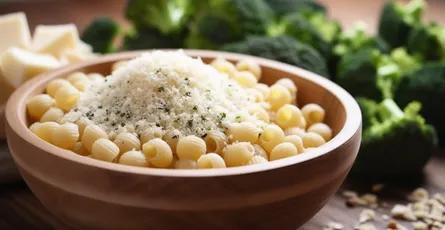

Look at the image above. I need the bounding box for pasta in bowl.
[5,50,361,230]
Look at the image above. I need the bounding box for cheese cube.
[60,49,96,64]
[78,40,93,54]
[0,62,15,106]
[0,47,60,88]
[0,12,31,53]
[31,24,79,58]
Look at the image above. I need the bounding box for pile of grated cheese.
[64,50,264,138]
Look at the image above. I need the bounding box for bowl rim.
[6,49,362,177]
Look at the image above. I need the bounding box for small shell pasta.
[234,71,257,88]
[258,124,285,153]
[247,104,269,123]
[112,60,128,72]
[40,107,64,123]
[27,94,55,120]
[140,127,164,144]
[197,153,226,169]
[119,150,148,167]
[302,132,326,148]
[52,123,79,149]
[76,117,92,139]
[143,138,173,168]
[72,80,90,91]
[34,121,60,143]
[114,132,141,153]
[46,79,71,97]
[163,129,182,153]
[228,122,259,144]
[91,138,120,162]
[210,58,236,78]
[284,127,306,137]
[255,83,270,100]
[253,144,268,160]
[301,103,325,126]
[307,123,332,142]
[268,84,292,111]
[235,59,262,80]
[245,88,264,102]
[29,122,41,134]
[247,155,268,165]
[275,78,297,102]
[55,85,80,112]
[223,142,255,167]
[275,104,305,129]
[176,135,206,160]
[284,135,305,153]
[72,142,89,156]
[175,159,197,169]
[270,142,298,161]
[204,131,227,155]
[82,124,108,152]
[67,72,89,84]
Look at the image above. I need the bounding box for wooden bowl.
[5,50,362,230]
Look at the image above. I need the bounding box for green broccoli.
[265,0,326,15]
[80,17,120,54]
[351,98,438,177]
[394,62,445,146]
[336,47,421,101]
[122,27,182,51]
[378,0,425,49]
[223,36,329,77]
[407,22,445,61]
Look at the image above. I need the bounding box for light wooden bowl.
[5,50,361,230]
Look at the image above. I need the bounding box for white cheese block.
[0,12,31,53]
[60,49,96,64]
[0,47,60,88]
[78,40,93,54]
[31,24,79,58]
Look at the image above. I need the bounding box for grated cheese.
[64,50,264,138]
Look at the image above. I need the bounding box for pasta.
[275,104,305,129]
[91,138,120,162]
[228,122,259,144]
[72,142,89,156]
[234,71,258,88]
[301,103,325,126]
[175,159,197,169]
[259,124,285,153]
[270,142,298,161]
[163,129,182,153]
[235,59,262,80]
[176,135,206,160]
[307,123,333,142]
[284,135,305,154]
[302,132,326,148]
[268,84,292,111]
[82,124,108,152]
[204,131,227,155]
[247,155,268,165]
[27,94,55,120]
[72,80,90,91]
[284,127,305,137]
[33,121,59,143]
[40,107,64,123]
[247,104,270,123]
[140,127,164,144]
[255,83,270,100]
[29,122,41,135]
[46,79,71,97]
[275,78,297,102]
[119,150,148,167]
[210,58,237,78]
[253,144,269,160]
[114,132,141,153]
[67,72,89,85]
[52,122,79,149]
[223,142,255,167]
[54,85,80,112]
[245,88,264,102]
[142,138,173,168]
[75,117,92,139]
[197,153,226,169]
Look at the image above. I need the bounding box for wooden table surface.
[1,0,445,229]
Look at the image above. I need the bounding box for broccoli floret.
[125,0,194,35]
[356,97,379,130]
[378,0,425,49]
[351,98,438,177]
[223,36,329,77]
[265,0,326,15]
[394,62,445,146]
[336,48,421,101]
[407,22,445,61]
[80,17,120,54]
[122,27,182,51]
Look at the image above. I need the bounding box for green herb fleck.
[158,87,165,92]
[193,106,197,111]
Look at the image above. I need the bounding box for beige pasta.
[87,73,104,83]
[142,138,173,168]
[223,142,255,167]
[284,135,305,154]
[29,122,41,135]
[75,117,92,139]
[46,79,72,97]
[163,129,182,153]
[275,78,297,102]
[255,83,270,100]
[176,135,206,160]
[253,144,268,160]
[175,159,197,169]
[234,71,258,88]
[245,88,264,102]
[270,142,298,161]
[140,127,164,144]
[52,123,79,149]
[40,107,64,123]
[247,104,269,123]
[72,142,89,156]
[275,104,305,129]
[114,132,141,154]
[91,138,120,162]
[112,60,128,72]
[307,123,332,142]
[34,121,60,143]
[228,122,259,144]
[197,153,226,169]
[119,150,148,167]
[27,94,55,120]
[268,111,277,123]
[54,85,80,112]
[210,58,237,78]
[259,101,271,110]
[284,127,306,137]
[247,155,268,165]
[72,80,90,91]
[258,124,285,153]
[81,124,108,152]
[302,132,326,148]
[235,59,262,80]
[66,72,89,84]
[301,103,325,126]
[204,131,227,155]
[268,84,292,111]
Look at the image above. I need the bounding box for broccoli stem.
[402,0,425,24]
[378,99,404,121]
